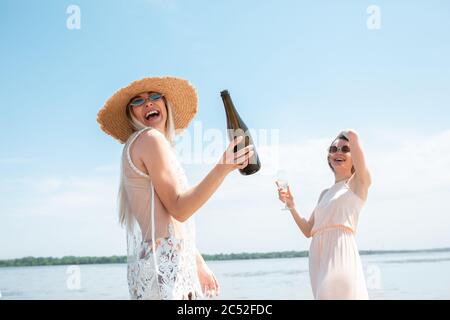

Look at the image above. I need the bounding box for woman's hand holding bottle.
[218,136,255,174]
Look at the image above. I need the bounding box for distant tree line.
[0,256,127,268]
[0,251,308,267]
[1,248,448,268]
[203,251,309,261]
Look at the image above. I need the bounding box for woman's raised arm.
[136,131,254,222]
[342,129,372,200]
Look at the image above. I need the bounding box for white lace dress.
[119,127,202,300]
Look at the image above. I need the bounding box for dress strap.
[150,180,161,276]
[126,127,153,178]
[344,173,356,188]
[126,127,162,278]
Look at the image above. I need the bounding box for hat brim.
[97,76,198,143]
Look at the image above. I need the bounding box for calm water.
[1,251,449,300]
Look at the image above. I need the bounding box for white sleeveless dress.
[309,179,369,300]
[119,127,202,300]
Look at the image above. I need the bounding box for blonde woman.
[276,130,371,299]
[97,76,254,300]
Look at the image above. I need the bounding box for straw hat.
[97,76,198,143]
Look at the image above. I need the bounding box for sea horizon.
[2,246,449,268]
[1,249,449,300]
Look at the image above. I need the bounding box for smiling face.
[129,92,168,133]
[328,138,354,176]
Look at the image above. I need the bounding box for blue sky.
[1,0,449,259]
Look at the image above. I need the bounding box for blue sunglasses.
[129,92,164,107]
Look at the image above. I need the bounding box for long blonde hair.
[118,98,176,227]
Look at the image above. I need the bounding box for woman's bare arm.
[342,129,372,200]
[277,183,327,238]
[136,131,253,222]
[196,250,220,297]
[289,189,327,238]
[289,206,315,238]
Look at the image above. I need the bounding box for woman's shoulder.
[134,128,168,149]
[130,128,175,170]
[318,188,329,203]
[140,127,165,139]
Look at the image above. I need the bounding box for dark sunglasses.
[328,145,351,154]
[129,92,164,107]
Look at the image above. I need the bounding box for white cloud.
[0,174,125,259]
[369,130,450,194]
[194,129,450,253]
[1,176,118,218]
[1,129,449,259]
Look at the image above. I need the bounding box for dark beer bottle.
[220,90,261,175]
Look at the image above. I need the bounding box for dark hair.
[327,134,355,174]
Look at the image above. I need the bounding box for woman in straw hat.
[97,76,254,300]
[276,130,371,299]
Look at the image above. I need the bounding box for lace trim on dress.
[125,127,202,300]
